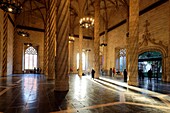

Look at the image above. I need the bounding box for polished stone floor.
[0,74,170,113]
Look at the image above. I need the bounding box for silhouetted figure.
[112,67,116,76]
[91,69,95,79]
[110,68,112,76]
[148,69,152,82]
[123,69,127,82]
[139,70,144,81]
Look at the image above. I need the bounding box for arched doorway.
[24,46,38,73]
[138,51,162,81]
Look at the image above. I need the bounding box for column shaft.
[2,12,8,77]
[103,30,108,70]
[55,0,69,91]
[79,27,83,77]
[13,19,17,74]
[47,0,56,79]
[94,0,100,78]
[44,10,50,76]
[127,0,139,86]
[167,1,170,81]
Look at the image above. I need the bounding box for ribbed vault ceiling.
[15,0,159,36]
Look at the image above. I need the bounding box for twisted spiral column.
[94,0,100,78]
[127,0,139,86]
[2,12,8,77]
[46,0,57,79]
[44,11,50,76]
[55,0,69,91]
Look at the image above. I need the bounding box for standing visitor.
[91,69,95,80]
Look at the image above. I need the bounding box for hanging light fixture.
[17,30,29,37]
[69,35,75,43]
[17,7,30,37]
[0,0,22,14]
[79,0,94,28]
[24,43,32,47]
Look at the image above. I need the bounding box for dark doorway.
[138,51,162,81]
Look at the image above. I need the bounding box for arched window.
[25,47,37,69]
[116,48,126,72]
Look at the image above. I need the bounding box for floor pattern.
[0,74,170,113]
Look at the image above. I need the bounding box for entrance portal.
[138,51,162,81]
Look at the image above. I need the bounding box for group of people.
[139,69,153,81]
[91,68,153,82]
[91,68,128,82]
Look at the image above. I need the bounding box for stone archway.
[138,46,168,82]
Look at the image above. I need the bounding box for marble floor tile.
[0,74,170,113]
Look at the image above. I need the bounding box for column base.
[47,76,55,80]
[55,80,69,91]
[128,77,139,86]
[54,90,68,107]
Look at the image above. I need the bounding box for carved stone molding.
[138,20,168,53]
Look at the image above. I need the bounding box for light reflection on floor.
[0,74,170,113]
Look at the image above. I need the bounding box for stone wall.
[13,30,44,74]
[102,1,169,81]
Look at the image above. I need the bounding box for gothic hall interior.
[0,0,170,113]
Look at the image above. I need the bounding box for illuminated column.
[2,12,8,77]
[55,0,69,91]
[94,0,100,78]
[68,40,74,73]
[47,0,56,79]
[127,0,139,86]
[79,27,83,77]
[86,51,89,72]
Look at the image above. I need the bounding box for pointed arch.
[24,46,38,69]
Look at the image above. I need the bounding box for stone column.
[44,10,49,76]
[167,0,170,82]
[70,41,74,72]
[103,30,108,70]
[68,42,71,73]
[94,0,100,78]
[55,0,69,91]
[127,0,139,86]
[2,12,8,77]
[79,27,83,77]
[13,17,18,74]
[47,0,56,79]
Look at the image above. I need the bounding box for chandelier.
[17,7,30,37]
[79,17,94,28]
[79,0,94,28]
[0,0,22,14]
